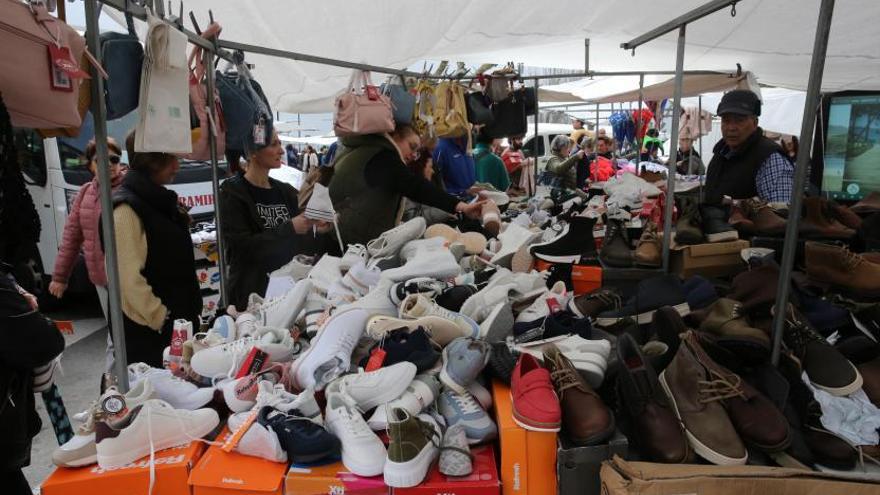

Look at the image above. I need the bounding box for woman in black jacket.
[219,131,325,310]
[1,264,64,494]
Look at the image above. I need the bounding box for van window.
[523,136,544,157]
[14,129,47,186]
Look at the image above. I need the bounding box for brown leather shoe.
[829,200,862,230]
[805,241,880,298]
[741,198,786,236]
[674,198,704,245]
[800,197,855,239]
[728,202,755,236]
[699,298,771,350]
[616,334,691,463]
[634,222,662,267]
[684,332,791,452]
[659,334,747,465]
[859,356,880,407]
[544,345,615,446]
[567,287,624,320]
[851,191,880,215]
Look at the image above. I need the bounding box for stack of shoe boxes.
[284,462,388,495]
[189,428,289,495]
[393,446,500,495]
[556,431,628,495]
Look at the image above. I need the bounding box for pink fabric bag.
[333,70,394,137]
[181,23,226,161]
[0,0,89,128]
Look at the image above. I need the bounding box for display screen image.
[822,94,880,200]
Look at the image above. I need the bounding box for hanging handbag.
[412,79,436,138]
[180,23,225,161]
[380,75,415,126]
[216,55,273,151]
[465,91,493,125]
[482,93,527,139]
[433,81,469,138]
[518,87,537,117]
[485,74,515,103]
[334,70,394,137]
[0,0,91,129]
[102,8,143,120]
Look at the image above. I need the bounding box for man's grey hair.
[551,134,571,155]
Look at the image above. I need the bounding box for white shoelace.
[451,392,482,415]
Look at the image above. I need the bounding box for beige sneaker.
[399,294,480,341]
[367,315,472,346]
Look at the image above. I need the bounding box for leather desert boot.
[599,219,634,268]
[851,191,880,214]
[728,263,781,317]
[544,345,615,446]
[616,334,691,463]
[800,197,855,239]
[699,298,771,353]
[659,338,747,465]
[779,304,863,396]
[633,221,662,267]
[700,205,739,243]
[682,332,790,453]
[741,198,786,236]
[728,202,755,236]
[829,200,862,230]
[805,241,880,298]
[859,356,880,407]
[567,287,624,320]
[649,306,688,373]
[674,197,704,245]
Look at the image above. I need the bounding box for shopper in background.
[543,134,584,189]
[112,131,202,368]
[501,135,531,190]
[433,136,476,196]
[569,117,588,146]
[705,89,794,204]
[285,144,299,169]
[676,133,705,175]
[595,136,614,160]
[331,125,484,246]
[402,147,454,225]
[303,145,320,175]
[473,132,510,192]
[220,131,326,310]
[783,135,799,161]
[1,264,64,495]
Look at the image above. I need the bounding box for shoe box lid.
[492,380,558,495]
[600,455,880,495]
[42,441,205,495]
[557,431,629,495]
[285,461,388,495]
[189,428,288,495]
[392,445,499,495]
[670,239,751,278]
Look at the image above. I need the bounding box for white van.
[515,123,583,172]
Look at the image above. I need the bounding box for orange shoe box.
[189,428,288,495]
[41,441,205,495]
[392,445,500,495]
[533,261,602,295]
[285,462,389,495]
[491,381,557,495]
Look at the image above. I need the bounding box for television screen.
[822,94,880,200]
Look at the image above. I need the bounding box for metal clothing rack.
[620,0,837,366]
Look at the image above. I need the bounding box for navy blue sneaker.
[359,327,440,372]
[436,285,479,312]
[261,406,341,464]
[513,310,591,344]
[596,275,689,327]
[681,276,718,311]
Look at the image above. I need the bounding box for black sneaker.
[261,406,341,464]
[358,327,440,373]
[436,285,479,312]
[529,216,597,264]
[391,278,451,306]
[487,341,520,385]
[512,310,592,344]
[595,275,690,327]
[700,204,739,243]
[599,219,633,268]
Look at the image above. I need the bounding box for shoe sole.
[532,253,583,264]
[705,230,739,243]
[384,443,438,488]
[54,452,97,468]
[595,302,690,327]
[810,363,864,397]
[96,420,217,469]
[510,393,561,432]
[658,371,748,466]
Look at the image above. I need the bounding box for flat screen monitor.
[822,93,880,200]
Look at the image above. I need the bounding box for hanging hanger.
[164,0,183,29]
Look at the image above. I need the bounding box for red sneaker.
[510,354,561,432]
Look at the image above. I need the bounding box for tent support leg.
[661,25,687,273]
[204,50,228,309]
[534,79,540,191]
[637,74,644,153]
[584,39,590,74]
[595,104,599,134]
[85,0,129,392]
[770,0,835,366]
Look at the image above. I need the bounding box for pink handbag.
[181,23,226,161]
[334,70,395,137]
[0,0,89,129]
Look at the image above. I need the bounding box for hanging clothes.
[632,108,655,141]
[680,107,713,138]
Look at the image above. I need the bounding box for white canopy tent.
[107,0,879,114]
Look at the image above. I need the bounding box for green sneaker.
[383,408,441,488]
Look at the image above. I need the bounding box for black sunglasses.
[108,155,121,165]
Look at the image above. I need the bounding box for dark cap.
[717,89,761,117]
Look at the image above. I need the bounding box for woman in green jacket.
[543,134,584,189]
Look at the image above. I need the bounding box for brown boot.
[851,191,880,215]
[805,241,880,297]
[741,198,786,236]
[699,298,771,350]
[828,200,862,230]
[728,202,755,236]
[634,222,662,267]
[800,197,855,239]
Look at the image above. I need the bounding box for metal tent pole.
[85,0,129,392]
[637,74,645,152]
[584,39,590,73]
[595,104,600,134]
[770,0,836,366]
[203,50,228,308]
[697,95,703,173]
[621,0,738,50]
[661,25,687,273]
[534,79,540,191]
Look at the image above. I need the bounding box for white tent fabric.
[680,88,807,136]
[121,0,879,113]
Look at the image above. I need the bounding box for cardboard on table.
[392,445,500,495]
[189,428,288,495]
[285,461,388,495]
[492,380,557,495]
[670,239,750,278]
[41,441,204,495]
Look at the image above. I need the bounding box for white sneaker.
[302,291,332,337]
[220,366,284,413]
[210,315,237,341]
[227,409,287,463]
[95,399,219,469]
[399,294,479,340]
[478,189,510,207]
[603,172,661,198]
[342,260,381,296]
[490,223,542,268]
[367,374,440,430]
[290,308,368,391]
[515,281,571,323]
[460,270,544,323]
[366,315,473,346]
[189,328,297,379]
[325,392,387,477]
[255,279,313,329]
[341,278,397,317]
[327,362,417,412]
[367,217,427,259]
[234,312,258,338]
[398,237,447,263]
[127,363,214,410]
[255,382,322,419]
[304,183,336,223]
[515,335,610,387]
[340,244,369,273]
[381,248,460,283]
[52,381,156,467]
[308,255,344,297]
[269,254,314,281]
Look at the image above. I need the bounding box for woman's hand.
[456,200,486,220]
[291,214,313,234]
[49,281,67,299]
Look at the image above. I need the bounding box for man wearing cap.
[570,117,590,148]
[705,89,794,204]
